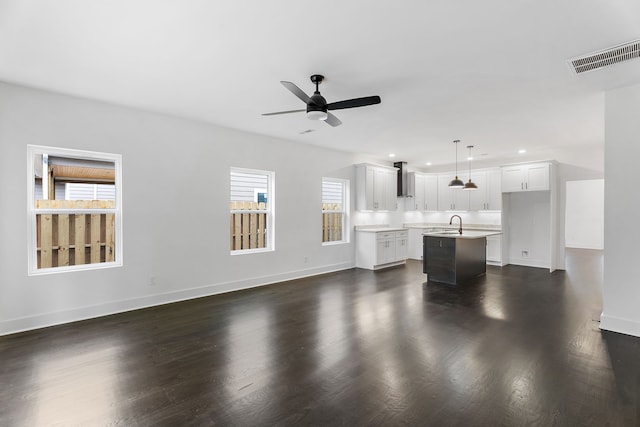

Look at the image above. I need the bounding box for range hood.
[394,161,408,197]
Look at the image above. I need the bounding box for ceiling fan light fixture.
[307,110,328,121]
[263,74,381,127]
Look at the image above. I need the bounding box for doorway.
[565,179,604,250]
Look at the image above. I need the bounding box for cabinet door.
[384,168,398,211]
[486,169,502,210]
[359,166,375,210]
[424,175,439,211]
[376,238,388,264]
[468,171,487,211]
[453,186,470,211]
[376,233,395,264]
[384,238,396,263]
[373,168,387,210]
[395,231,408,261]
[486,235,501,263]
[413,173,426,211]
[501,166,525,192]
[407,229,424,260]
[437,175,454,210]
[525,163,550,191]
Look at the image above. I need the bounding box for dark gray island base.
[423,234,487,284]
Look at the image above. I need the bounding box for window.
[230,168,274,253]
[27,145,122,275]
[322,178,348,244]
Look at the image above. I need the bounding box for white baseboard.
[600,313,640,338]
[0,261,354,336]
[508,257,549,269]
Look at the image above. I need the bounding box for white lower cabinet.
[407,228,428,260]
[356,229,409,270]
[395,231,408,261]
[486,234,502,265]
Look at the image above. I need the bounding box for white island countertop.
[422,230,502,239]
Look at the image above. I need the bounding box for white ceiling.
[1,1,640,170]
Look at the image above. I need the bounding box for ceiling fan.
[262,74,381,127]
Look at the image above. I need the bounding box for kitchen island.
[423,230,502,284]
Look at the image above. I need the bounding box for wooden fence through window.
[322,203,343,243]
[230,201,267,251]
[35,200,115,269]
[229,202,343,250]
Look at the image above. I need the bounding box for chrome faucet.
[450,215,462,235]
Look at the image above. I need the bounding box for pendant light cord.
[454,139,459,176]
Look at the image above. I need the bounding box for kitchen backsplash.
[353,205,502,229]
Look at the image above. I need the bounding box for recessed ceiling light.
[518,149,526,154]
[425,162,432,166]
[467,156,473,161]
[388,153,396,158]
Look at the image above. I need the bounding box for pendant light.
[463,145,478,191]
[448,139,465,188]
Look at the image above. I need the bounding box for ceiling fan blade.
[261,109,306,116]
[324,112,342,127]
[281,81,311,104]
[327,96,381,111]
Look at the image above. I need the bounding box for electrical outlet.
[522,250,529,257]
[304,256,308,263]
[149,276,156,286]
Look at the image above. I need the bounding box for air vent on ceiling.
[568,39,640,75]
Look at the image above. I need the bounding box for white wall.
[0,82,362,335]
[565,179,604,250]
[601,83,640,337]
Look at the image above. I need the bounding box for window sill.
[322,241,349,247]
[28,261,123,276]
[230,247,274,256]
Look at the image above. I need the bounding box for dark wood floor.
[1,249,638,426]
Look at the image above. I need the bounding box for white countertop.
[422,230,502,239]
[356,227,408,233]
[404,222,501,232]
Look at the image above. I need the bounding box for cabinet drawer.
[424,237,455,250]
[376,232,396,240]
[395,230,408,239]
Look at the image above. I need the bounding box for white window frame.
[322,177,349,245]
[230,167,275,255]
[27,145,123,275]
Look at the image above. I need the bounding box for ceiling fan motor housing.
[307,93,328,113]
[308,74,328,118]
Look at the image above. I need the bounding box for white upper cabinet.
[501,162,550,192]
[355,163,398,211]
[424,174,439,211]
[407,172,438,211]
[437,174,469,211]
[469,168,502,210]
